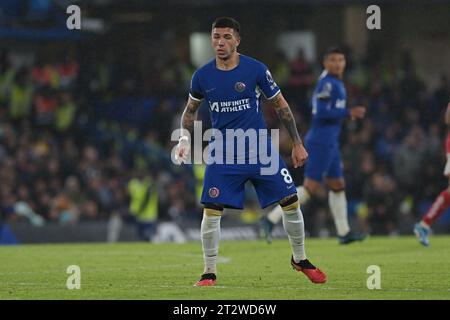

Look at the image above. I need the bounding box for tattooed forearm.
[272,93,303,145]
[181,98,201,136]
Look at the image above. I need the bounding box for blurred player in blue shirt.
[262,47,367,244]
[174,17,326,286]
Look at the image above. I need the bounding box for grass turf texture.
[1,236,449,300]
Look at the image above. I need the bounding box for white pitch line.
[157,284,450,293]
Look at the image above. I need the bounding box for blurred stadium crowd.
[0,42,449,236]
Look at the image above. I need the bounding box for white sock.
[201,213,221,274]
[297,185,311,204]
[328,190,350,237]
[282,206,307,263]
[267,205,284,224]
[267,186,311,224]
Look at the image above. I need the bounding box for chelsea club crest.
[234,82,246,92]
[208,187,220,198]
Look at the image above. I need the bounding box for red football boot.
[194,273,217,286]
[291,256,327,284]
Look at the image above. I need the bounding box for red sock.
[423,190,450,226]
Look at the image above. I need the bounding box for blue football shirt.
[306,70,350,145]
[189,54,280,162]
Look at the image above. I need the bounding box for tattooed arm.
[174,97,202,164]
[270,92,308,168]
[180,97,202,137]
[271,92,303,146]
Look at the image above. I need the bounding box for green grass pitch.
[1,236,450,300]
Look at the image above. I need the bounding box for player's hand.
[174,136,190,164]
[350,106,366,120]
[292,143,308,168]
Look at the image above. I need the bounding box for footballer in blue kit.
[190,54,297,209]
[174,17,326,286]
[261,47,367,245]
[304,68,349,182]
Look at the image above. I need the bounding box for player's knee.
[327,179,346,192]
[329,184,345,193]
[279,194,299,213]
[303,180,320,195]
[330,187,345,193]
[203,203,224,216]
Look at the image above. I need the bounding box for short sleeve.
[189,70,204,101]
[257,64,281,100]
[316,81,333,100]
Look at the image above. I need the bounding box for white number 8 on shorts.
[281,168,293,184]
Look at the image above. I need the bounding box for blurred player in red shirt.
[414,102,450,246]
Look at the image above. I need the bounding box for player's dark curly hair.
[323,46,346,59]
[212,17,240,35]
